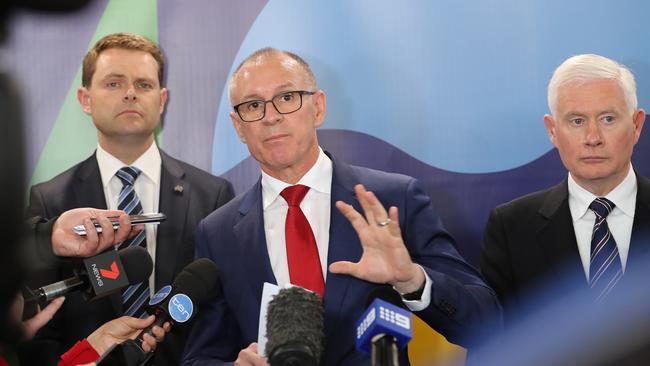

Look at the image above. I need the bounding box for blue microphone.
[96,258,219,366]
[356,287,412,366]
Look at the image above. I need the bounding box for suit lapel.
[536,180,586,285]
[323,153,363,346]
[73,154,107,209]
[626,173,650,272]
[233,180,277,300]
[155,152,191,290]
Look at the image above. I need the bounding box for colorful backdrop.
[6,1,650,364]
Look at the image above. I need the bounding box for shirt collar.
[96,142,162,187]
[568,164,637,221]
[261,148,333,209]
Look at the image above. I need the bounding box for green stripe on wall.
[30,0,159,186]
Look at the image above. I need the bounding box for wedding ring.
[377,218,391,227]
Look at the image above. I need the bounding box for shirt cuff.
[396,265,432,312]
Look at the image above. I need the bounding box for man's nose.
[585,120,603,146]
[261,100,282,124]
[123,87,137,102]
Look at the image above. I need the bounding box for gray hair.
[547,54,637,115]
[228,47,318,105]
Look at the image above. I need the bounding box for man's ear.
[77,87,92,115]
[231,111,246,143]
[159,88,169,115]
[313,90,326,128]
[543,114,558,147]
[632,108,646,145]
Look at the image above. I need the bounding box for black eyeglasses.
[233,90,316,122]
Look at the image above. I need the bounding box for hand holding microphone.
[87,315,171,356]
[22,246,153,320]
[51,208,143,257]
[96,258,220,366]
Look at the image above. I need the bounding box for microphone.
[23,246,152,313]
[96,258,220,366]
[355,287,413,366]
[265,287,324,366]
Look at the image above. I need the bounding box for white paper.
[257,282,280,356]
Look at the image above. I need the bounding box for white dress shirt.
[96,142,161,293]
[568,165,636,280]
[262,149,333,285]
[261,148,432,310]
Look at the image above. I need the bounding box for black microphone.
[266,287,324,366]
[356,286,413,366]
[96,258,220,366]
[22,246,152,314]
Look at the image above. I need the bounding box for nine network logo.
[356,305,411,339]
[379,306,410,330]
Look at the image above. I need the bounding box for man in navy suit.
[183,48,500,365]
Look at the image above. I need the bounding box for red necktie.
[281,185,325,298]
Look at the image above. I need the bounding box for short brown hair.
[81,32,164,87]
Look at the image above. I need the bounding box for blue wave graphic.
[212,0,650,174]
[222,129,650,265]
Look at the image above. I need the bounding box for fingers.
[335,201,369,235]
[81,217,100,254]
[141,324,166,353]
[235,343,269,366]
[123,314,155,331]
[53,208,129,257]
[141,332,157,353]
[23,297,65,340]
[353,184,377,224]
[113,212,133,244]
[162,321,172,332]
[354,184,391,225]
[95,214,116,250]
[328,260,358,277]
[128,224,145,240]
[387,206,402,237]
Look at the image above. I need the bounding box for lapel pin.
[174,184,184,194]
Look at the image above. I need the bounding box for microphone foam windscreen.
[172,258,220,304]
[266,287,324,362]
[118,246,153,284]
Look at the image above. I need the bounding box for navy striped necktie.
[589,197,622,302]
[116,166,149,317]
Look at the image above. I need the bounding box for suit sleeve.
[181,220,242,365]
[26,184,48,219]
[17,186,68,365]
[480,207,517,326]
[401,178,502,347]
[22,185,61,282]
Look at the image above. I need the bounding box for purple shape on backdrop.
[157,0,267,172]
[4,0,108,175]
[223,129,650,266]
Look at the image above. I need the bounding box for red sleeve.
[58,339,100,366]
[0,355,9,366]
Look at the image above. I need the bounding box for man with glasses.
[183,48,500,365]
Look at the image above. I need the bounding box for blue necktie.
[589,197,622,302]
[116,166,149,317]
